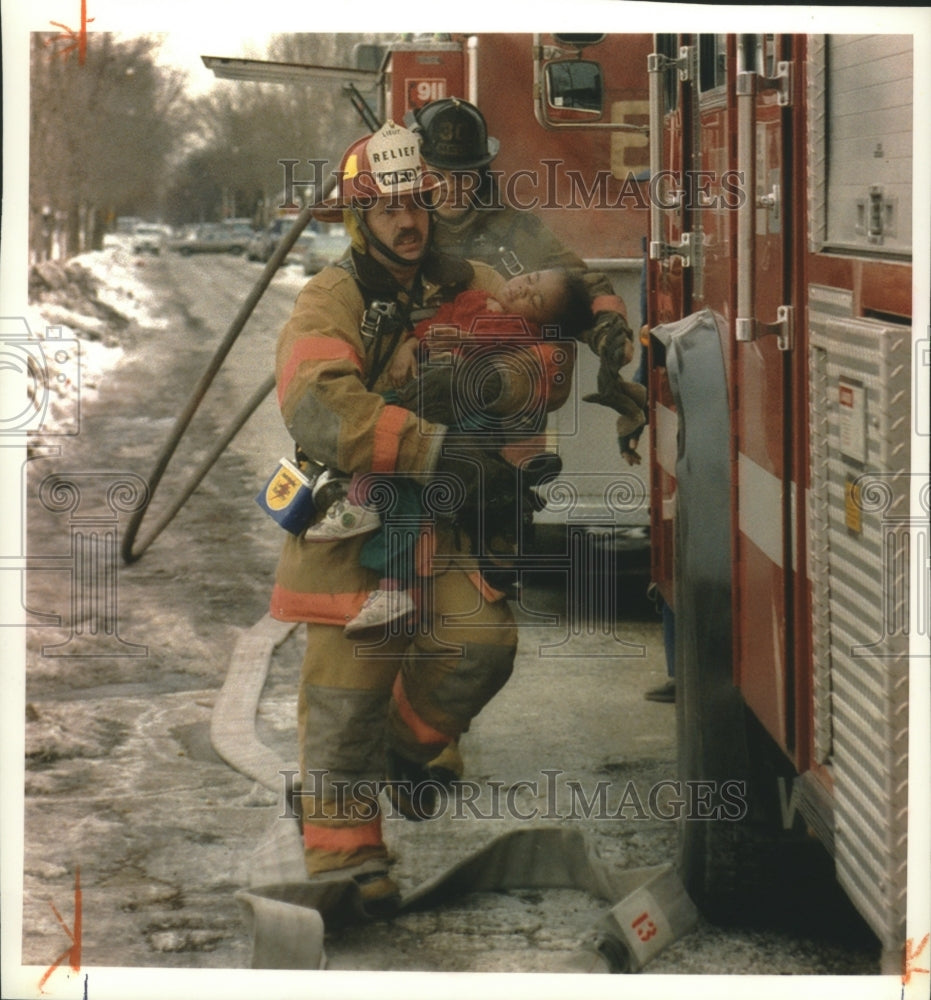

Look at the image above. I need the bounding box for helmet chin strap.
[351,207,431,270]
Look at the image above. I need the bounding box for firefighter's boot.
[300,792,400,913]
[385,747,444,821]
[385,741,465,821]
[428,739,465,785]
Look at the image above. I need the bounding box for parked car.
[132,223,164,255]
[245,226,272,261]
[218,221,255,254]
[246,217,296,262]
[169,222,254,256]
[285,231,317,266]
[302,226,349,275]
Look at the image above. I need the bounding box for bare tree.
[30,32,391,249]
[163,34,386,227]
[30,33,193,260]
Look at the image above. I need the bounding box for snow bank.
[23,238,167,434]
[21,238,303,435]
[78,235,170,332]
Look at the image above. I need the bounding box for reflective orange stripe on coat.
[278,336,363,406]
[371,404,413,473]
[270,582,369,625]
[532,340,575,412]
[591,294,628,318]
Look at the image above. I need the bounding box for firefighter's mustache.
[394,229,423,247]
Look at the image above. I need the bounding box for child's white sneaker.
[304,500,381,540]
[344,588,415,636]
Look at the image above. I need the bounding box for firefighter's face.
[499,270,568,325]
[365,194,430,268]
[431,169,480,219]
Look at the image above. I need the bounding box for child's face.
[499,270,567,325]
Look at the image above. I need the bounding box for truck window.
[824,34,913,255]
[699,34,727,93]
[656,34,680,113]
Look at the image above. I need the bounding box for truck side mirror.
[543,59,605,122]
[553,33,607,48]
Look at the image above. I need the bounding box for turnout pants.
[298,545,517,876]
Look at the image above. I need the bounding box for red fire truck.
[205,31,924,969]
[376,30,922,967]
[641,32,920,968]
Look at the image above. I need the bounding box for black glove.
[394,359,508,424]
[394,362,458,424]
[583,357,647,437]
[590,311,634,369]
[433,444,516,513]
[432,445,518,559]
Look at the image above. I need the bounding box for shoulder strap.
[339,255,414,389]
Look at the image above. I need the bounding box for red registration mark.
[47,0,95,65]
[38,868,82,993]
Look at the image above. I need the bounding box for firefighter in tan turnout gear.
[270,122,571,908]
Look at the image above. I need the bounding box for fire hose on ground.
[213,613,698,973]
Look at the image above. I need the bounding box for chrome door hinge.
[649,230,703,268]
[736,61,793,106]
[647,45,695,83]
[736,304,794,351]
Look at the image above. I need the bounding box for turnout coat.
[271,248,510,626]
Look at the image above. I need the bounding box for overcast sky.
[153,31,275,94]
